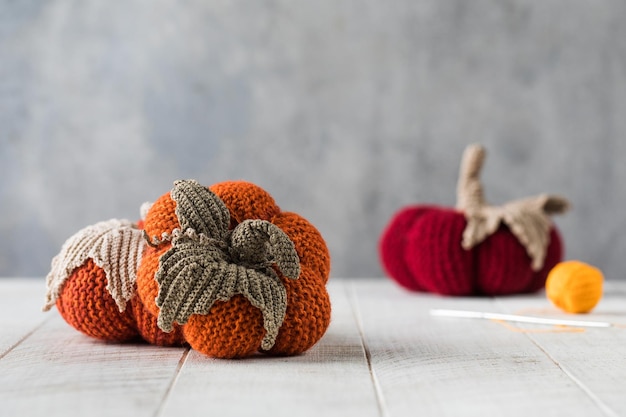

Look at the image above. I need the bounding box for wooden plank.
[494,282,626,417]
[0,311,187,417]
[351,279,609,417]
[0,278,50,357]
[158,280,380,417]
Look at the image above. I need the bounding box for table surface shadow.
[1,278,625,417]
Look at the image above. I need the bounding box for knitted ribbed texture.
[210,181,280,224]
[272,212,331,284]
[266,265,331,355]
[142,194,178,245]
[402,207,475,295]
[249,211,331,355]
[44,218,145,312]
[474,225,534,294]
[183,296,265,358]
[100,226,145,311]
[55,259,138,341]
[378,206,429,292]
[137,244,170,318]
[475,227,562,295]
[130,297,185,346]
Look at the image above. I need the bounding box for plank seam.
[153,347,191,417]
[493,299,620,417]
[0,314,53,361]
[347,280,389,417]
[527,335,619,417]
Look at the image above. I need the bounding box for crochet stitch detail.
[154,180,300,350]
[457,144,569,271]
[173,179,229,239]
[43,219,145,312]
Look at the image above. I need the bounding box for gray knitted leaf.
[154,239,290,349]
[234,265,289,350]
[230,219,301,280]
[171,179,230,240]
[154,239,224,332]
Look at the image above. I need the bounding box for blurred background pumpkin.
[379,144,568,295]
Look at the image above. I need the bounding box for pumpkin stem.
[456,144,487,212]
[455,144,570,271]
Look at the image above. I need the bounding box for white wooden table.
[1,278,625,417]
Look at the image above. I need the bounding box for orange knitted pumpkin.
[44,180,331,358]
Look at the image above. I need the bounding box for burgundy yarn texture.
[379,206,564,296]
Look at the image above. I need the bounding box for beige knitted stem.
[456,144,570,271]
[154,180,300,350]
[456,144,488,213]
[43,219,145,312]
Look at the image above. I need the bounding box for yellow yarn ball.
[546,260,604,314]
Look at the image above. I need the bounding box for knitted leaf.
[44,219,144,312]
[154,239,225,332]
[229,219,301,280]
[94,226,146,312]
[171,179,230,240]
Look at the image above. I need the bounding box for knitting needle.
[429,309,612,328]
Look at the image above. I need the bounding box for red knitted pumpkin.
[379,144,569,296]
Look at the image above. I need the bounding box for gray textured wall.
[2,1,626,280]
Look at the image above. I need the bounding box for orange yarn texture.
[546,260,604,314]
[56,258,138,341]
[49,180,331,359]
